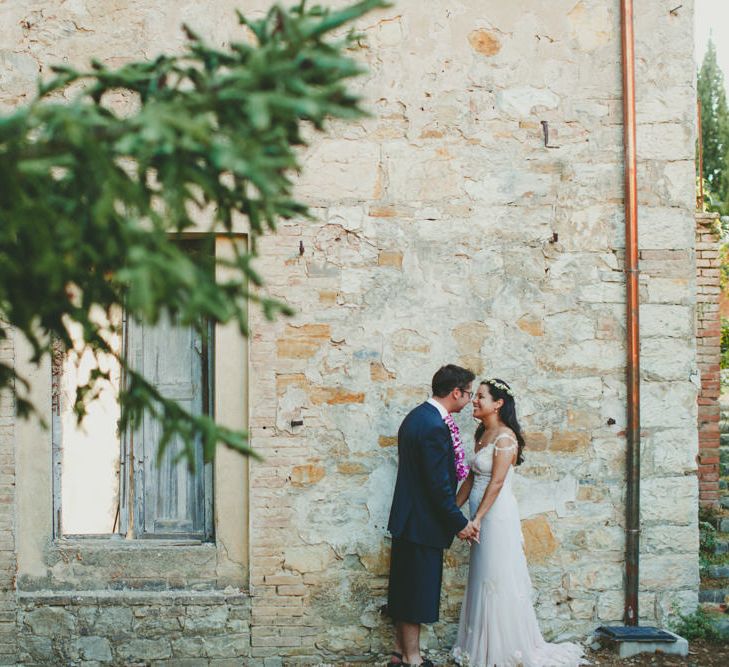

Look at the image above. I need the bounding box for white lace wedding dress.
[452,435,586,667]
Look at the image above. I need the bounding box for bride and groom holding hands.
[386,365,585,667]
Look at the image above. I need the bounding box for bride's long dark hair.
[474,378,526,465]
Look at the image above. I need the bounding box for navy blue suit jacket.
[387,402,469,549]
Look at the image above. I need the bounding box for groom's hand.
[458,521,478,542]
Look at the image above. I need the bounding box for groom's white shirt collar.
[426,397,449,420]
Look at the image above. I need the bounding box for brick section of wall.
[0,325,16,665]
[696,212,722,507]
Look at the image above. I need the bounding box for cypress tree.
[698,37,729,213]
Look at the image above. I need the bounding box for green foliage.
[721,319,729,371]
[698,38,729,215]
[669,607,724,643]
[700,503,721,527]
[701,520,718,554]
[0,0,387,464]
[720,242,729,293]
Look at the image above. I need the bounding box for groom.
[387,364,478,667]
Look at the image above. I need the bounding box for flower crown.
[485,379,513,396]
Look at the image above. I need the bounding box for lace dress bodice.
[469,435,518,519]
[470,434,517,477]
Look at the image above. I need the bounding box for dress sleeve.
[493,433,518,455]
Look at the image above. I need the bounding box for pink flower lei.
[444,414,470,481]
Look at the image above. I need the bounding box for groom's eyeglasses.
[459,388,473,399]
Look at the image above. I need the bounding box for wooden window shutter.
[125,313,214,540]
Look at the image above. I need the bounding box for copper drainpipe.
[620,0,640,626]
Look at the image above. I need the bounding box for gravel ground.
[362,640,729,666]
[587,639,729,666]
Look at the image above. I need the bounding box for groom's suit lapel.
[421,401,457,477]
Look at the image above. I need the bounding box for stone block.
[92,607,133,637]
[359,544,391,576]
[18,635,53,662]
[118,638,171,661]
[564,561,623,593]
[640,554,699,591]
[183,605,228,633]
[706,564,729,579]
[203,633,249,658]
[523,432,548,451]
[290,465,325,486]
[639,207,695,250]
[23,607,76,637]
[283,545,333,574]
[468,29,502,56]
[73,637,112,663]
[377,435,397,447]
[277,585,307,596]
[597,590,624,622]
[640,304,693,338]
[171,636,206,658]
[309,387,365,405]
[276,324,331,359]
[641,476,697,525]
[296,140,380,202]
[521,515,558,563]
[656,589,697,620]
[264,574,302,586]
[642,525,697,553]
[377,250,403,268]
[550,431,590,453]
[641,382,697,430]
[641,338,694,381]
[496,86,560,117]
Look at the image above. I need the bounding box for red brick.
[699,482,719,491]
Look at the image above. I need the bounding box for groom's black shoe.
[403,661,434,667]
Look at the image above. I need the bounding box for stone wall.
[16,592,250,666]
[0,325,16,664]
[695,212,722,507]
[0,0,700,664]
[248,0,700,657]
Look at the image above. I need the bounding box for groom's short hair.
[431,364,475,398]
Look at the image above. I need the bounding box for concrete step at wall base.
[718,517,729,532]
[699,589,729,603]
[705,565,729,578]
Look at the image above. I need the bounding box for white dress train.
[452,435,586,667]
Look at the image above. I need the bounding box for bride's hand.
[470,517,481,544]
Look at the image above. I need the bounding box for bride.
[452,379,585,667]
